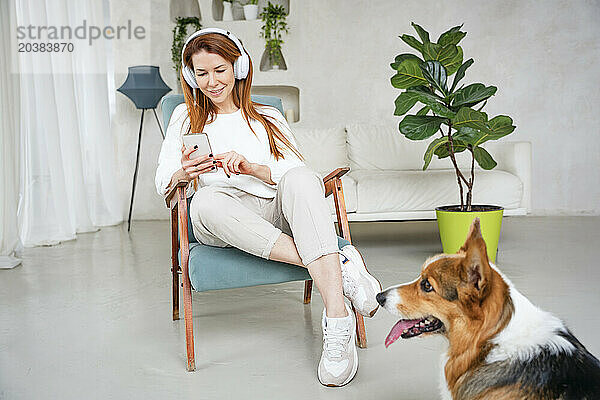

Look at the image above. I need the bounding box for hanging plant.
[259,2,289,70]
[171,17,202,82]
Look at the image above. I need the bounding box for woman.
[155,28,381,387]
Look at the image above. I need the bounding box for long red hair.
[180,32,303,161]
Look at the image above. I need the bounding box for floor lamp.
[117,65,171,231]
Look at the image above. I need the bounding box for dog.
[376,218,600,400]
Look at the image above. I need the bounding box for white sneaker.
[339,244,382,317]
[317,303,358,387]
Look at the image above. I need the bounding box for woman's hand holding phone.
[180,145,216,180]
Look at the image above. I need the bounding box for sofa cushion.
[349,169,523,213]
[346,123,473,171]
[291,126,350,175]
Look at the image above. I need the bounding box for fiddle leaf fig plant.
[391,23,516,211]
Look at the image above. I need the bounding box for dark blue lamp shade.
[117,65,171,109]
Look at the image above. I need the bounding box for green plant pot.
[435,205,504,263]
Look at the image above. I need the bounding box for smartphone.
[182,133,217,173]
[182,133,213,159]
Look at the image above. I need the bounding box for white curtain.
[0,0,22,268]
[15,0,123,247]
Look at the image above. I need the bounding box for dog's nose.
[376,292,386,306]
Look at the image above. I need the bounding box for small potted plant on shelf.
[259,2,289,71]
[172,17,202,88]
[391,22,516,262]
[243,0,259,20]
[222,0,234,21]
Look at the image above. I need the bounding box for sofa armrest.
[485,141,532,211]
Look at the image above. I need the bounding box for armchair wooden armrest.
[323,167,350,198]
[165,180,189,209]
[165,168,193,209]
[323,167,349,188]
[320,167,351,241]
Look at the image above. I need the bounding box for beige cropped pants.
[188,166,339,266]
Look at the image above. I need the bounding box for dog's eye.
[421,279,434,293]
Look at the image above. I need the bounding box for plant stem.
[457,168,464,210]
[467,147,475,211]
[446,124,469,210]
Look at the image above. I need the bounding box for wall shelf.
[211,0,290,22]
[251,85,299,123]
[169,0,202,23]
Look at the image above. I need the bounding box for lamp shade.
[117,65,171,109]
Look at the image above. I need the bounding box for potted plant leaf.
[243,0,259,20]
[259,2,289,71]
[171,17,202,89]
[390,23,516,262]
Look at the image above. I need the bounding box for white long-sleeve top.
[155,103,305,198]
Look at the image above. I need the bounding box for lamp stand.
[152,108,165,139]
[127,107,165,231]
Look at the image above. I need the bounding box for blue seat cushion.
[181,236,350,292]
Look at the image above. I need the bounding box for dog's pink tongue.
[385,319,420,348]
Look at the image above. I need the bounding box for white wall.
[109,0,600,220]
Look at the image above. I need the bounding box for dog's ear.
[465,253,488,292]
[459,218,492,298]
[459,218,485,254]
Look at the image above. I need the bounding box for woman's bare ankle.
[325,303,349,318]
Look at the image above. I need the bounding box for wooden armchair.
[161,94,368,372]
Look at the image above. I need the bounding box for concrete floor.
[1,217,599,399]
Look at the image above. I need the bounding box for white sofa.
[291,123,531,221]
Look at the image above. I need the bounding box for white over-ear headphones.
[181,28,250,89]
